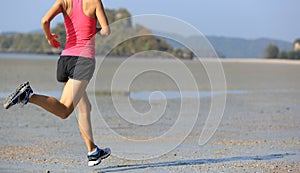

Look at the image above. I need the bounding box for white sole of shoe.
[88,158,101,167]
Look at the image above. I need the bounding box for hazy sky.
[0,0,299,42]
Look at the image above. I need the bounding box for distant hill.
[0,32,19,36]
[152,30,293,58]
[207,36,292,58]
[0,8,193,59]
[1,7,293,59]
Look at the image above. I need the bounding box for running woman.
[4,0,111,167]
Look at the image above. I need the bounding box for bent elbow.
[41,17,50,27]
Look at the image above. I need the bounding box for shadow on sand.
[94,153,295,172]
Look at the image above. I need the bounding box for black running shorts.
[57,56,95,82]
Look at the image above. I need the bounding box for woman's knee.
[59,107,74,119]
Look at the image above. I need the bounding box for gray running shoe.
[4,82,33,109]
[87,146,111,167]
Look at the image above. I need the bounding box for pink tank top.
[61,0,97,58]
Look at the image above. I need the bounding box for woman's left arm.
[96,0,110,36]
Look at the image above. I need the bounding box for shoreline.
[1,52,300,64]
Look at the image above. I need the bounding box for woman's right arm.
[41,0,63,48]
[95,0,110,36]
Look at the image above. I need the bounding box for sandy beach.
[0,56,299,172]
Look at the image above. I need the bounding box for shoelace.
[19,89,31,106]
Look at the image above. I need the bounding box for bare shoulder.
[91,0,104,7]
[54,0,64,6]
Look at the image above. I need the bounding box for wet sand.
[0,57,299,172]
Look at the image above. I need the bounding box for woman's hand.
[42,0,62,49]
[99,26,111,36]
[47,33,61,48]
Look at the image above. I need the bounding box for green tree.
[264,44,279,59]
[278,51,288,59]
[295,51,300,59]
[0,35,13,49]
[0,8,193,59]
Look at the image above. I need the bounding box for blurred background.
[0,0,299,59]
